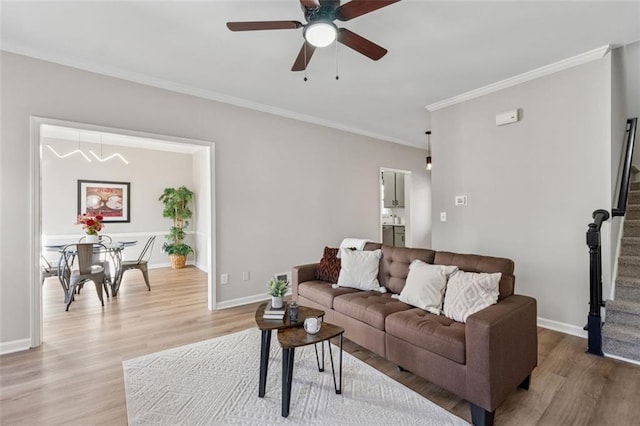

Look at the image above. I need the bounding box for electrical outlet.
[454,195,467,206]
[242,271,250,281]
[440,212,447,222]
[221,273,229,285]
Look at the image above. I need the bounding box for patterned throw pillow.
[443,270,502,323]
[316,247,341,283]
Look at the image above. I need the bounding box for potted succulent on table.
[158,186,194,269]
[267,278,289,309]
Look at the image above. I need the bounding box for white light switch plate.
[440,212,447,222]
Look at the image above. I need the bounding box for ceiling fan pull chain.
[335,40,339,80]
[304,43,308,82]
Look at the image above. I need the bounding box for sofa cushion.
[385,308,466,364]
[333,292,412,330]
[379,245,437,294]
[443,270,501,323]
[316,247,341,283]
[434,251,515,299]
[399,260,458,314]
[298,280,359,309]
[337,248,383,291]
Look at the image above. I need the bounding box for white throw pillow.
[399,260,458,314]
[443,270,502,323]
[336,248,383,291]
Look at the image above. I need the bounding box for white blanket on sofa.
[336,238,369,258]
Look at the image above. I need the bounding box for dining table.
[44,240,137,300]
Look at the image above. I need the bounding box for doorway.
[30,117,216,347]
[380,168,411,247]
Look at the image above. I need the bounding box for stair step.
[631,182,640,191]
[624,220,640,237]
[630,192,640,204]
[616,279,640,303]
[621,237,640,256]
[617,256,640,278]
[606,300,640,328]
[617,276,640,287]
[626,205,640,220]
[602,323,640,362]
[607,299,640,314]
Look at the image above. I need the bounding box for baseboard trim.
[215,294,270,310]
[215,290,293,310]
[148,261,197,270]
[0,338,31,355]
[537,317,587,339]
[603,352,640,366]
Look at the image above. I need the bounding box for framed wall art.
[78,179,130,223]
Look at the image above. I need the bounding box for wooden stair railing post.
[586,209,609,356]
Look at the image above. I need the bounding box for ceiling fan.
[226,0,400,72]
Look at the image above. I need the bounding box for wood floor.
[2,267,640,425]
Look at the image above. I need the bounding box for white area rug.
[123,328,468,425]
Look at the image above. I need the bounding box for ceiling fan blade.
[335,0,400,21]
[292,41,316,71]
[299,0,320,9]
[226,21,302,31]
[337,28,387,60]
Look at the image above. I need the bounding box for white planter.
[271,296,283,309]
[85,234,99,244]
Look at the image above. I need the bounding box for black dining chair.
[59,243,106,311]
[119,236,156,291]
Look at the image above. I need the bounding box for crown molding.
[1,46,416,148]
[426,45,611,112]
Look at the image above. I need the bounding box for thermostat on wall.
[496,109,519,126]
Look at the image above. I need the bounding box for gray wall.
[0,52,430,346]
[431,55,612,331]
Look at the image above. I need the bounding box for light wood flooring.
[2,267,640,425]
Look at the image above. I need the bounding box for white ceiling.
[2,1,640,149]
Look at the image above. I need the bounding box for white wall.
[431,55,612,332]
[192,147,211,272]
[0,52,430,346]
[625,41,640,166]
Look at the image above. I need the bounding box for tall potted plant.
[158,186,194,269]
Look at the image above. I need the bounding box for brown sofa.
[292,243,537,426]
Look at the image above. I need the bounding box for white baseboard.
[215,290,293,310]
[603,352,640,366]
[148,261,197,270]
[215,293,270,310]
[194,261,209,272]
[537,317,587,339]
[0,338,31,355]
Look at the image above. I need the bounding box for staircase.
[603,181,640,362]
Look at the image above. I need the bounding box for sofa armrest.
[291,263,319,300]
[465,295,537,411]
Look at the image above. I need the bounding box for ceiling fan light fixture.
[304,22,337,47]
